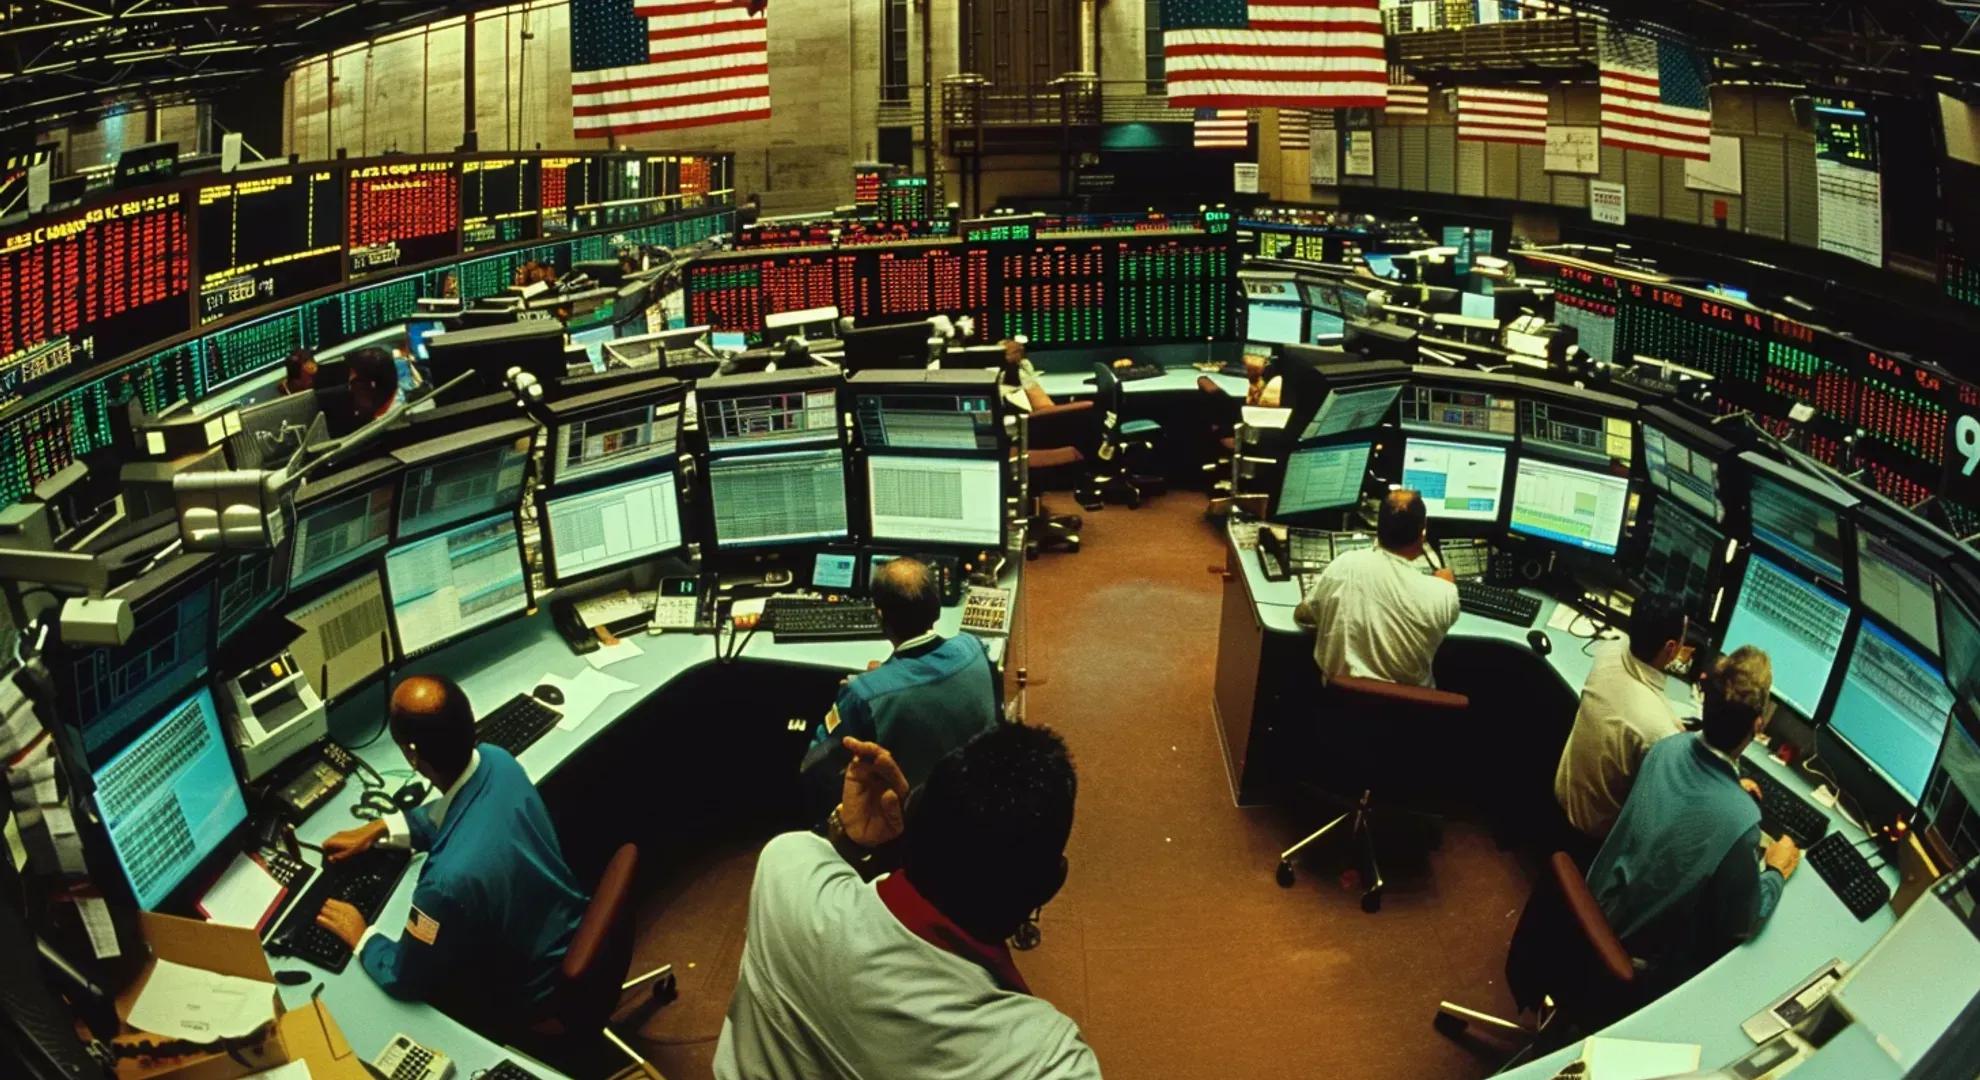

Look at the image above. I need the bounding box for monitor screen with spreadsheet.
[383,512,530,658]
[92,686,248,909]
[1299,383,1401,443]
[548,395,682,487]
[1508,457,1630,556]
[214,545,287,648]
[865,455,1003,546]
[1828,618,1955,804]
[542,471,684,584]
[707,447,849,548]
[398,438,530,539]
[1746,456,1852,582]
[290,482,395,590]
[855,390,1000,453]
[701,386,840,454]
[284,570,391,703]
[1401,437,1508,522]
[65,570,215,765]
[1277,442,1372,517]
[1643,423,1724,523]
[1640,501,1723,623]
[1724,554,1851,719]
[1245,301,1302,346]
[1855,526,1941,657]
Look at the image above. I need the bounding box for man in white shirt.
[1294,488,1459,687]
[717,725,1099,1080]
[1554,592,1690,840]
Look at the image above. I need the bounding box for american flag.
[1456,86,1548,144]
[1600,29,1712,160]
[570,0,770,137]
[1162,0,1388,110]
[1279,109,1312,151]
[1194,108,1251,149]
[1385,67,1429,116]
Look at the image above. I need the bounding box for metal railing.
[1392,16,1599,72]
[938,74,1206,130]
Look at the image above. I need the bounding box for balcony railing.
[1392,17,1599,75]
[941,73,1101,129]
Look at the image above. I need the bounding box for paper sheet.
[244,1062,313,1080]
[1579,1036,1701,1080]
[125,959,278,1043]
[541,668,640,732]
[198,853,287,931]
[585,636,645,670]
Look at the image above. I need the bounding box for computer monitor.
[706,447,850,548]
[544,380,685,487]
[1723,553,1851,719]
[765,305,842,345]
[1827,618,1955,805]
[540,471,685,585]
[383,512,531,659]
[1345,319,1419,364]
[852,381,1000,453]
[62,562,214,764]
[1508,456,1630,556]
[1744,453,1853,582]
[291,478,395,590]
[1638,500,1724,624]
[214,544,289,648]
[699,373,842,454]
[1401,437,1508,523]
[865,455,1003,546]
[1298,382,1402,443]
[284,569,392,703]
[1275,441,1372,518]
[838,321,933,371]
[1460,292,1498,321]
[394,422,533,539]
[712,331,748,351]
[1307,309,1346,344]
[1245,301,1303,346]
[1923,703,1980,863]
[424,319,566,388]
[226,392,321,470]
[90,686,248,910]
[1641,414,1727,523]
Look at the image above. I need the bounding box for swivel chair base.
[1025,496,1082,558]
[1275,788,1386,913]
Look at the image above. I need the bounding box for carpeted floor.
[620,493,1530,1080]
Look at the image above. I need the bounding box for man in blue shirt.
[313,675,588,1028]
[1586,646,1802,993]
[802,557,1001,816]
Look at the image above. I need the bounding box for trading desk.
[1036,366,1249,400]
[270,565,1020,1076]
[1213,522,1902,1077]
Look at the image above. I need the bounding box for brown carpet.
[621,494,1529,1080]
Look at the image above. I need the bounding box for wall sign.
[1590,180,1627,225]
[1544,126,1599,175]
[1344,131,1374,177]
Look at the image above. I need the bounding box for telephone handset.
[269,738,360,820]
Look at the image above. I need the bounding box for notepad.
[197,852,287,933]
[1578,1036,1701,1080]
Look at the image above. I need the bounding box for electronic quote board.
[460,158,541,250]
[347,160,460,275]
[0,192,190,411]
[540,155,580,235]
[196,170,342,323]
[1114,234,1233,343]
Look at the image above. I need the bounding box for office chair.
[1432,851,1640,1066]
[520,844,677,1078]
[1023,398,1101,556]
[1088,363,1166,508]
[1275,675,1469,913]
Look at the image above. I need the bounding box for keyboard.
[766,596,885,642]
[1806,832,1889,921]
[1113,363,1166,382]
[1737,759,1832,849]
[477,694,563,757]
[484,1062,546,1080]
[1455,581,1542,626]
[268,847,413,972]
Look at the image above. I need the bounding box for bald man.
[1295,488,1459,688]
[801,557,1001,816]
[314,675,587,1024]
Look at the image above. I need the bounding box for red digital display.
[680,157,711,197]
[1858,350,1948,466]
[347,160,459,275]
[685,259,764,332]
[761,252,837,316]
[854,168,885,207]
[876,247,967,318]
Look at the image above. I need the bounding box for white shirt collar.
[431,748,481,827]
[1702,738,1743,775]
[1618,645,1671,695]
[895,629,942,655]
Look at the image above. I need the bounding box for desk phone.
[373,1033,454,1080]
[649,575,713,632]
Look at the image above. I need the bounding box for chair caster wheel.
[1361,889,1383,914]
[652,971,679,1006]
[1025,546,1039,560]
[1011,920,1042,951]
[1275,861,1295,888]
[1066,539,1081,553]
[1127,494,1142,509]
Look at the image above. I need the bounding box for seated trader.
[345,347,405,422]
[1294,489,1458,687]
[802,557,1000,812]
[1244,352,1282,407]
[1003,336,1054,412]
[718,727,1097,1079]
[313,675,588,1025]
[279,349,318,395]
[1553,593,1690,840]
[1586,647,1801,994]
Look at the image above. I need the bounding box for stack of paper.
[1572,1036,1701,1080]
[198,853,288,933]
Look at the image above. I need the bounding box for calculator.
[960,586,1012,636]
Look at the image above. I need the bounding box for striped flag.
[570,0,770,137]
[1194,108,1251,149]
[1456,86,1548,144]
[1279,109,1312,150]
[1385,67,1429,116]
[1600,29,1712,160]
[1162,0,1388,110]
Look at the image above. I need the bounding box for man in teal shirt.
[1586,646,1802,993]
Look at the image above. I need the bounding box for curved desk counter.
[270,563,1019,1077]
[1212,521,1902,1078]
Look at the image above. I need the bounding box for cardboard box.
[276,998,373,1080]
[110,912,287,1080]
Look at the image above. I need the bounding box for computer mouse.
[274,969,313,986]
[534,683,565,706]
[1527,630,1552,657]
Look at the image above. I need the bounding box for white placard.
[1590,180,1627,225]
[1344,131,1374,177]
[1817,157,1882,268]
[221,132,243,173]
[27,162,49,212]
[1233,162,1259,194]
[1684,135,1743,194]
[1544,125,1599,175]
[1309,135,1339,187]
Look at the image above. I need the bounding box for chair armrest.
[1027,399,1097,449]
[1329,674,1470,711]
[1550,851,1636,987]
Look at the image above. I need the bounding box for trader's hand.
[315,899,368,949]
[838,737,909,847]
[866,659,883,671]
[1433,567,1456,584]
[323,820,387,863]
[1763,835,1801,880]
[1740,778,1764,802]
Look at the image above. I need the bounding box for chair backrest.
[1550,851,1635,987]
[1327,674,1470,712]
[1504,849,1636,1025]
[1090,363,1125,418]
[552,843,641,1029]
[1026,399,1099,454]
